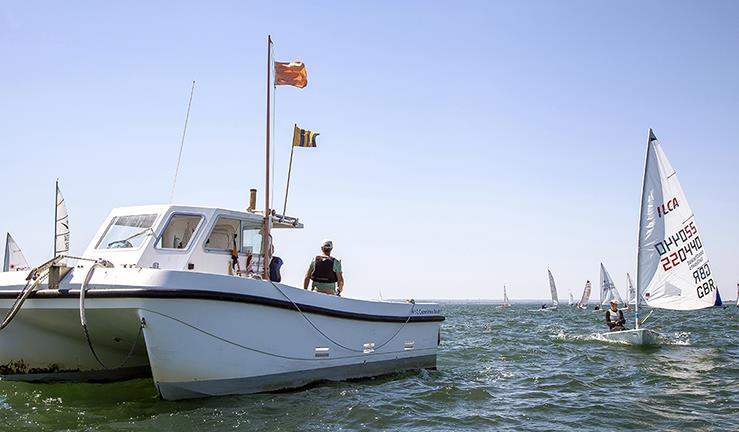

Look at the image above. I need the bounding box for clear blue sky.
[1,1,738,301]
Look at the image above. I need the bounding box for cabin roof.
[107,204,303,229]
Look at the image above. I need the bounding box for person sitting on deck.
[605,300,626,332]
[304,240,344,295]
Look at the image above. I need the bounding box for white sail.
[503,285,510,305]
[600,263,623,305]
[637,130,715,310]
[55,181,70,264]
[547,269,559,306]
[627,273,637,305]
[578,280,592,307]
[568,291,574,305]
[3,233,29,272]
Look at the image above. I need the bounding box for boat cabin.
[82,205,302,276]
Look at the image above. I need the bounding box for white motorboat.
[0,204,444,400]
[599,129,716,346]
[0,37,444,400]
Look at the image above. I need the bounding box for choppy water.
[1,304,737,431]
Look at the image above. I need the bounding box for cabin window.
[156,214,203,249]
[96,214,158,249]
[242,219,263,255]
[205,217,240,253]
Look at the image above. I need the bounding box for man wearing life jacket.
[605,300,626,331]
[303,240,344,295]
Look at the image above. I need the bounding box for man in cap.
[605,300,626,331]
[303,240,344,295]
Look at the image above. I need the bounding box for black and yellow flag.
[292,125,319,148]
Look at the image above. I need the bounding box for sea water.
[1,304,737,431]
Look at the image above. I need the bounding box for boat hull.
[599,328,659,346]
[0,270,443,400]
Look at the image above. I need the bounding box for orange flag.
[274,62,308,88]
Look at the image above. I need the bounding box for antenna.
[170,80,196,203]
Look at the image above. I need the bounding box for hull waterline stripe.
[0,289,445,323]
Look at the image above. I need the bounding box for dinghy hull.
[599,328,658,346]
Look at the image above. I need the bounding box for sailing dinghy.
[500,285,511,307]
[600,129,717,346]
[713,290,723,307]
[599,263,623,307]
[576,280,592,309]
[3,233,29,272]
[529,269,559,311]
[626,273,637,308]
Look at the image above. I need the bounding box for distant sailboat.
[3,233,29,272]
[626,273,637,306]
[713,290,722,307]
[601,129,716,345]
[55,180,70,264]
[548,269,559,308]
[500,285,511,307]
[736,284,738,308]
[600,263,623,305]
[577,280,592,309]
[528,270,559,312]
[568,290,574,306]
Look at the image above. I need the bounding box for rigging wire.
[170,80,196,203]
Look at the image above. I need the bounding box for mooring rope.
[269,281,415,353]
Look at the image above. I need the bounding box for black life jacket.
[311,256,337,283]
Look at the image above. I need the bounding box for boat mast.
[635,129,653,330]
[262,35,273,280]
[53,179,58,258]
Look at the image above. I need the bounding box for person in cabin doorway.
[304,240,344,295]
[605,300,626,332]
[269,244,283,282]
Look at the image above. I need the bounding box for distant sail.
[578,280,592,307]
[736,284,738,308]
[627,273,637,305]
[3,233,29,272]
[713,290,722,307]
[55,181,70,264]
[503,285,510,305]
[637,130,715,310]
[548,269,559,306]
[568,291,574,306]
[600,263,623,305]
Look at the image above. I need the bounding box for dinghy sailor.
[304,239,344,295]
[605,300,626,332]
